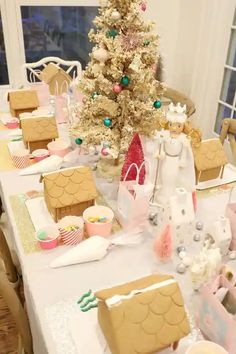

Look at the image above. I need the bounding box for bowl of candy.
[35,226,60,250]
[32,149,49,162]
[58,216,84,245]
[83,205,114,237]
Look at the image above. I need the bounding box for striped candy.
[59,228,83,246]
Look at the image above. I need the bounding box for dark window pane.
[0,10,9,85]
[226,29,236,67]
[20,6,98,69]
[215,104,232,134]
[234,9,236,25]
[220,68,236,106]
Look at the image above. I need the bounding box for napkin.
[50,229,143,269]
[19,155,63,176]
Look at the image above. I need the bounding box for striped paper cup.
[12,148,30,169]
[58,216,84,246]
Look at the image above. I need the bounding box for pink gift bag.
[29,71,50,107]
[197,275,236,354]
[225,186,236,250]
[54,81,69,124]
[117,162,149,229]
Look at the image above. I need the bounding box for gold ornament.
[111,10,121,21]
[93,47,110,66]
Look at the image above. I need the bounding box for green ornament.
[121,76,130,87]
[103,118,112,127]
[143,40,150,46]
[106,29,119,39]
[91,92,99,99]
[153,100,162,109]
[75,138,83,145]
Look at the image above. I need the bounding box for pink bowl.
[47,141,70,157]
[83,206,114,237]
[6,118,19,129]
[58,216,84,245]
[12,148,30,169]
[185,341,228,354]
[32,149,49,162]
[36,226,60,250]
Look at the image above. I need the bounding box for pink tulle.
[121,133,146,184]
[154,224,173,261]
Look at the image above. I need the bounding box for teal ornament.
[91,92,99,99]
[143,40,150,46]
[103,141,111,148]
[121,76,130,87]
[104,118,112,127]
[75,138,83,145]
[37,230,47,241]
[106,29,119,39]
[153,100,162,109]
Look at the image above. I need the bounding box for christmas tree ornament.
[103,141,111,148]
[101,147,109,156]
[143,40,150,46]
[139,2,147,11]
[111,10,121,20]
[75,138,83,145]
[154,225,173,262]
[93,47,110,65]
[120,76,130,87]
[112,83,123,94]
[121,133,146,184]
[91,92,99,99]
[196,221,204,231]
[228,251,236,260]
[103,118,112,127]
[121,31,141,51]
[106,29,119,39]
[176,263,186,274]
[193,234,201,242]
[153,100,162,109]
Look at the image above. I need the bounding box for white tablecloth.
[0,169,235,354]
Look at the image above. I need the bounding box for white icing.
[105,279,177,308]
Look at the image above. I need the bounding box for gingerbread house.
[21,115,58,152]
[43,166,98,222]
[39,63,72,95]
[8,90,39,118]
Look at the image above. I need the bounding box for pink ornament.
[140,2,147,11]
[113,83,122,94]
[101,147,109,156]
[154,225,173,262]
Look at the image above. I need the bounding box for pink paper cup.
[185,341,228,354]
[32,149,49,162]
[35,226,60,250]
[47,141,70,157]
[12,149,30,169]
[6,118,19,129]
[83,206,114,237]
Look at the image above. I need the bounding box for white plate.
[25,197,55,231]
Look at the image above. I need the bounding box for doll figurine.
[154,103,196,204]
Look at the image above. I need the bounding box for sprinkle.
[77,289,92,304]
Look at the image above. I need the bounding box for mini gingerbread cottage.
[43,166,98,222]
[96,274,190,354]
[39,63,72,95]
[193,138,228,183]
[8,90,39,118]
[21,115,58,152]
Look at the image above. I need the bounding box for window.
[20,6,98,69]
[0,8,9,85]
[215,9,236,134]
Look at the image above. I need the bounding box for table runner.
[0,139,16,171]
[10,192,122,254]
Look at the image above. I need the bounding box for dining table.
[0,121,236,354]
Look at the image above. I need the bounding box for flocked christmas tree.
[72,0,165,159]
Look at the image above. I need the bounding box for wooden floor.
[0,293,18,354]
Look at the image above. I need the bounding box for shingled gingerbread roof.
[21,116,58,142]
[43,166,97,208]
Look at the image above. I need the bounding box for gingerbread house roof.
[193,138,228,171]
[43,166,98,209]
[21,116,58,142]
[8,90,39,110]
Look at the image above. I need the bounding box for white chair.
[22,56,82,86]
